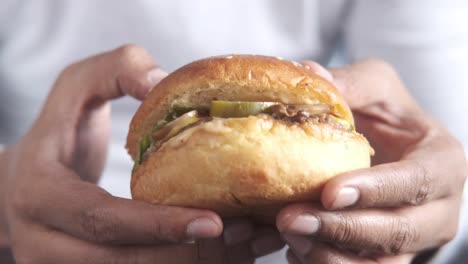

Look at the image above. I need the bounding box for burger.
[127,55,373,216]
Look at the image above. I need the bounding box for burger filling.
[134,101,354,166]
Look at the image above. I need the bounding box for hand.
[213,218,285,263]
[0,45,282,263]
[277,60,467,263]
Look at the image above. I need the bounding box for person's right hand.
[277,60,467,264]
[0,45,283,263]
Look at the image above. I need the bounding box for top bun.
[126,55,353,159]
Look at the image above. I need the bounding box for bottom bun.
[131,115,372,217]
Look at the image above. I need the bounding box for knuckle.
[438,211,460,246]
[365,59,398,78]
[149,214,180,242]
[449,139,468,188]
[11,163,52,218]
[57,62,80,84]
[328,214,361,245]
[440,222,458,245]
[447,134,465,152]
[81,207,118,243]
[374,171,390,205]
[151,217,166,241]
[409,162,432,206]
[387,217,417,255]
[114,44,149,64]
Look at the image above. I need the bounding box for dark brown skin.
[0,45,284,264]
[276,60,468,263]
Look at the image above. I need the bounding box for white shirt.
[1,1,467,263]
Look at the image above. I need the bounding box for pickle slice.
[153,110,200,141]
[210,101,277,118]
[165,114,200,139]
[164,105,209,122]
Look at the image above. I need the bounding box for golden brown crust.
[126,55,353,159]
[131,115,372,217]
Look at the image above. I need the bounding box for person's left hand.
[276,60,467,264]
[0,44,284,264]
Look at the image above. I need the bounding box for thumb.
[40,44,167,129]
[30,44,168,165]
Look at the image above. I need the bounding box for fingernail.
[223,222,253,246]
[146,68,168,87]
[283,234,312,256]
[186,218,220,239]
[287,214,319,235]
[331,187,360,209]
[250,232,285,256]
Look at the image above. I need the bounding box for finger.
[224,226,285,263]
[221,225,285,263]
[301,61,334,82]
[200,236,255,264]
[277,200,459,255]
[321,161,449,210]
[249,227,285,257]
[40,44,167,129]
[57,44,166,100]
[328,59,416,110]
[24,163,222,244]
[223,218,255,246]
[284,237,414,264]
[284,236,372,264]
[71,102,110,183]
[224,227,284,263]
[18,223,210,264]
